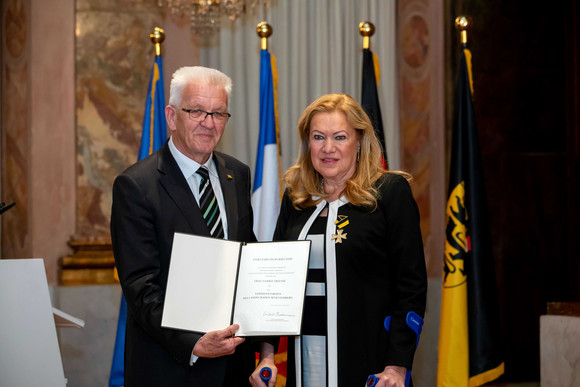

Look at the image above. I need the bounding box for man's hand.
[192,324,245,358]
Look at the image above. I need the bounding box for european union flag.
[109,50,167,387]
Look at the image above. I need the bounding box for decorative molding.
[547,302,580,317]
[58,237,116,286]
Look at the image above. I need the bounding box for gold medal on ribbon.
[332,229,347,244]
[332,215,349,243]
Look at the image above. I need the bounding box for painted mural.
[75,0,165,238]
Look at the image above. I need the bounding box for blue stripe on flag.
[108,296,126,387]
[253,49,277,192]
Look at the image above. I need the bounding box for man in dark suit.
[111,66,256,386]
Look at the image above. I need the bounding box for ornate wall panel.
[398,0,445,277]
[74,0,165,239]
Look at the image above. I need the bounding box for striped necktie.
[196,167,224,238]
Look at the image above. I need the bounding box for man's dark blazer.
[111,141,256,386]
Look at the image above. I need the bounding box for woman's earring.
[357,147,360,162]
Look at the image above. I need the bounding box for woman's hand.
[367,365,407,387]
[249,342,277,387]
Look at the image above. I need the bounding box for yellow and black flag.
[437,21,504,386]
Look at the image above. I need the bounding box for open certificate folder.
[162,232,311,336]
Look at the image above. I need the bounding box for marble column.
[1,0,76,283]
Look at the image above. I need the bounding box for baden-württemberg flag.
[251,48,281,242]
[361,47,387,169]
[109,52,167,387]
[437,47,504,387]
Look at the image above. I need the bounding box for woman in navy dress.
[250,94,427,387]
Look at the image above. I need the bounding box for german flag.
[361,47,387,169]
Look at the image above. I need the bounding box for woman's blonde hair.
[284,93,389,210]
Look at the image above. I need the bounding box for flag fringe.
[468,362,505,387]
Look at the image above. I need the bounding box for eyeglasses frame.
[180,108,231,123]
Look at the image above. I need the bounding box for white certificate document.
[162,232,310,336]
[233,241,310,336]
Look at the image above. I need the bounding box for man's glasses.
[181,108,231,124]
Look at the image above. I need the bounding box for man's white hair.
[168,66,233,110]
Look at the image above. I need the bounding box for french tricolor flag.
[252,48,281,242]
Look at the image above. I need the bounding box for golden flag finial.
[359,21,375,50]
[150,27,165,56]
[257,22,273,50]
[455,16,472,46]
[455,16,474,94]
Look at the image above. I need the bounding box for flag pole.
[454,16,471,48]
[256,22,282,198]
[358,21,375,49]
[254,21,287,381]
[437,15,505,386]
[257,21,272,50]
[359,20,387,169]
[143,27,166,158]
[150,26,165,56]
[109,27,167,387]
[455,16,474,95]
